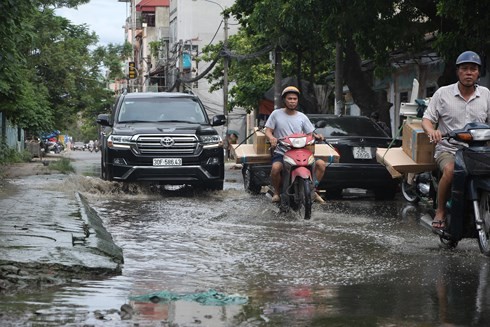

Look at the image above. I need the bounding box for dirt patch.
[0,262,119,296]
[0,160,54,194]
[1,161,52,179]
[0,153,66,181]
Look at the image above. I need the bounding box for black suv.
[96,92,226,190]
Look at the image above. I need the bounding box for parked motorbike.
[276,131,322,220]
[41,140,63,154]
[406,122,490,255]
[401,170,439,204]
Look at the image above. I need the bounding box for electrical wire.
[206,20,223,48]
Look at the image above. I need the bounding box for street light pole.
[200,0,228,117]
[196,0,230,153]
[131,0,136,92]
[222,10,230,156]
[223,12,229,119]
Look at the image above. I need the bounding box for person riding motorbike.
[264,86,327,204]
[421,50,490,230]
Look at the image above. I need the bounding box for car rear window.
[310,116,388,137]
[118,97,207,123]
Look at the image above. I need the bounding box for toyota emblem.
[160,137,175,147]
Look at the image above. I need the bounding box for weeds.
[0,141,32,165]
[48,157,75,174]
[0,140,74,179]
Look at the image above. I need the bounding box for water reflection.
[3,161,490,325]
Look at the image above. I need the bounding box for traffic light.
[128,61,136,79]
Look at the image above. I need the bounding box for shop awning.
[136,0,169,12]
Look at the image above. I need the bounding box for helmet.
[281,86,300,98]
[455,51,482,66]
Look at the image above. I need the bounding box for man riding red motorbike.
[264,86,326,208]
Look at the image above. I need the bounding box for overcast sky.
[56,0,129,46]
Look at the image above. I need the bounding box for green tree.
[227,0,440,120]
[201,30,275,112]
[0,0,127,142]
[200,0,334,113]
[0,0,93,134]
[93,42,132,81]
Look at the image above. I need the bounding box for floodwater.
[2,151,490,326]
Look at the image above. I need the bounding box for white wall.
[169,0,247,141]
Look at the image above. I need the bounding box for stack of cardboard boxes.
[232,128,339,164]
[376,119,437,177]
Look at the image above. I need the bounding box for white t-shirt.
[265,108,315,154]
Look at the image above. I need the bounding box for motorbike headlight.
[290,136,307,148]
[470,128,490,141]
[107,135,133,149]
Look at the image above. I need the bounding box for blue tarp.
[130,289,248,306]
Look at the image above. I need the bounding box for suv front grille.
[135,135,198,155]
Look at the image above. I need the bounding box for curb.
[76,192,124,266]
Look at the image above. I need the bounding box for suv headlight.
[199,134,221,149]
[200,135,221,144]
[107,135,133,149]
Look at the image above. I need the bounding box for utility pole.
[335,42,344,115]
[223,10,230,155]
[223,12,229,119]
[131,0,136,93]
[195,0,230,149]
[274,48,282,110]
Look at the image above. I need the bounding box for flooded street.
[2,151,490,326]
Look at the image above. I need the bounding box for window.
[426,86,436,97]
[400,92,408,103]
[142,12,155,27]
[310,116,388,137]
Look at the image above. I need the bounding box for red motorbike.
[278,132,317,220]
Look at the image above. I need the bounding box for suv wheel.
[101,155,113,181]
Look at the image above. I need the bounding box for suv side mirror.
[97,114,112,127]
[315,120,327,129]
[211,114,226,126]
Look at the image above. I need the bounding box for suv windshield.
[310,116,388,137]
[118,97,207,124]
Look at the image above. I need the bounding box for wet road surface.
[1,151,490,326]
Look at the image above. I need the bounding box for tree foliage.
[0,0,125,140]
[206,0,488,120]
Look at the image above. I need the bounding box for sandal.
[431,219,446,230]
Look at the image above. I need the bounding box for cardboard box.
[233,143,339,165]
[314,144,340,163]
[253,128,270,154]
[377,147,437,178]
[402,122,435,164]
[233,144,271,164]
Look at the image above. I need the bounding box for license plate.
[353,147,372,159]
[153,158,182,166]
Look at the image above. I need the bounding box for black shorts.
[271,152,284,164]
